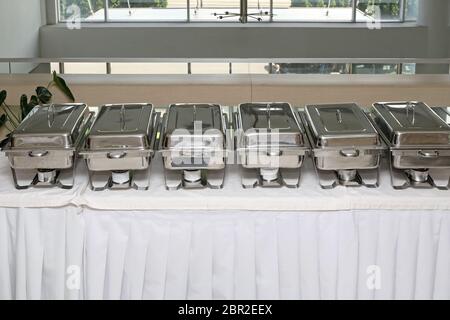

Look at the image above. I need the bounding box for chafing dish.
[371,101,450,190]
[79,104,159,191]
[160,103,228,190]
[234,102,309,188]
[301,103,385,189]
[2,103,93,189]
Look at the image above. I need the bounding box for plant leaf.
[29,95,39,108]
[36,86,52,104]
[20,94,28,119]
[0,90,6,105]
[0,114,6,127]
[52,71,75,102]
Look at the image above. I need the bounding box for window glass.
[190,63,230,74]
[273,63,350,74]
[273,0,353,22]
[231,63,271,74]
[401,63,416,75]
[59,0,105,22]
[110,63,188,74]
[355,0,402,22]
[59,0,417,23]
[50,63,61,74]
[107,0,187,21]
[190,0,241,22]
[247,0,271,22]
[405,0,418,21]
[63,63,107,74]
[351,63,398,74]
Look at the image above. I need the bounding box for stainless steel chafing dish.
[79,103,159,191]
[160,103,228,190]
[371,101,450,190]
[300,103,385,189]
[234,102,309,188]
[2,103,93,189]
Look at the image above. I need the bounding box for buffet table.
[0,155,449,300]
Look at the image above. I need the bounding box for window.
[351,63,399,74]
[110,62,188,74]
[273,63,350,74]
[57,0,418,22]
[355,0,402,22]
[405,0,418,21]
[63,63,108,74]
[190,63,230,74]
[107,0,187,22]
[274,0,353,22]
[190,0,241,22]
[59,0,105,22]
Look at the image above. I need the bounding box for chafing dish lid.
[11,103,88,149]
[163,103,224,150]
[165,103,223,133]
[238,102,305,148]
[431,106,450,125]
[87,104,154,150]
[372,101,450,147]
[305,103,379,147]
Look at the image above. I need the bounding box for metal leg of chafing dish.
[315,170,338,189]
[428,169,450,190]
[358,169,380,188]
[89,171,111,191]
[11,168,70,189]
[311,158,339,189]
[241,168,259,189]
[389,157,412,190]
[11,169,37,190]
[280,168,301,188]
[206,169,225,189]
[132,169,151,191]
[164,170,183,190]
[58,167,75,189]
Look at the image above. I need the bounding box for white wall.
[40,23,429,59]
[0,0,45,72]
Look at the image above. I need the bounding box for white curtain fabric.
[1,208,449,300]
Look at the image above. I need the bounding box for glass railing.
[1,58,449,76]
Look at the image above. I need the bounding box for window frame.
[54,0,416,24]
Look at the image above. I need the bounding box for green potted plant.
[0,71,75,132]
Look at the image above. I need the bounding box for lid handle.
[418,150,439,158]
[336,109,343,124]
[266,150,283,157]
[107,151,127,159]
[29,150,49,158]
[406,101,416,125]
[47,104,55,127]
[340,149,359,158]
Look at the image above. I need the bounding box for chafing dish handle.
[107,151,127,159]
[340,149,360,158]
[29,150,49,157]
[418,150,439,158]
[0,134,11,150]
[266,150,283,156]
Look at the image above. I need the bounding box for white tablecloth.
[0,156,449,300]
